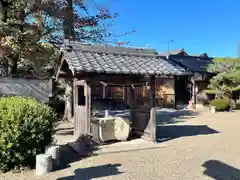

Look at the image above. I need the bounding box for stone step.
[66,138,168,157]
[91,142,168,155]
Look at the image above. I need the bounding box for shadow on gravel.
[155,109,216,143]
[56,163,123,180]
[203,160,240,180]
[157,125,219,143]
[156,109,199,125]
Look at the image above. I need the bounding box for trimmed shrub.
[209,99,230,111]
[0,96,57,172]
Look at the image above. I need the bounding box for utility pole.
[165,40,174,53]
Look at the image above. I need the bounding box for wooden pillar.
[73,78,78,136]
[192,80,196,104]
[149,75,156,108]
[174,76,177,109]
[87,81,91,134]
[129,86,135,120]
[48,77,54,107]
[71,78,74,118]
[122,86,125,100]
[102,85,106,98]
[142,75,156,142]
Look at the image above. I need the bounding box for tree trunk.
[7,53,19,77]
[0,1,3,23]
[11,55,18,75]
[62,0,74,122]
[62,81,73,123]
[0,0,7,23]
[63,0,74,40]
[7,10,24,77]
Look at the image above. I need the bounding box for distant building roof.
[159,48,188,56]
[192,53,209,57]
[167,55,213,73]
[58,41,190,76]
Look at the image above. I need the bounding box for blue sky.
[102,0,240,57]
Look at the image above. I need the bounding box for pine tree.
[207,58,240,98]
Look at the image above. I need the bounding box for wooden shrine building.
[56,41,191,142]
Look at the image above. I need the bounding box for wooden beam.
[75,72,147,83]
[75,80,86,86]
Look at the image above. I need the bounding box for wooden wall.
[155,78,175,108]
[91,77,175,108]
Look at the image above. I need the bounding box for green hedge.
[209,99,230,111]
[0,96,57,172]
[204,88,240,94]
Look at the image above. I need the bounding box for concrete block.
[36,154,52,176]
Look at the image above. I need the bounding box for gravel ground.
[2,110,240,180]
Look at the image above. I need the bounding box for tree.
[0,0,58,76]
[0,0,123,77]
[207,58,240,99]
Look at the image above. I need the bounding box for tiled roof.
[61,42,189,76]
[167,55,213,73]
[0,77,51,103]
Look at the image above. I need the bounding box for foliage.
[204,87,240,95]
[209,98,230,111]
[207,58,240,98]
[0,96,57,172]
[204,89,217,94]
[0,0,58,76]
